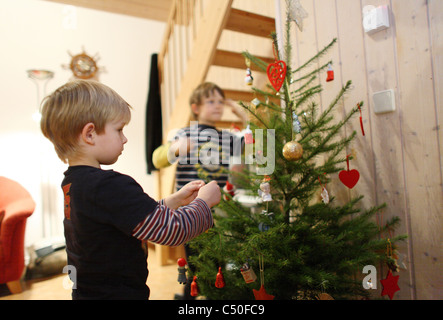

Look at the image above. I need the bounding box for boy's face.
[192,90,225,126]
[94,118,128,165]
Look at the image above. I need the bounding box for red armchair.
[0,176,35,294]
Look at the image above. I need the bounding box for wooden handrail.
[157,0,234,199]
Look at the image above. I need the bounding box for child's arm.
[152,142,173,169]
[132,181,220,247]
[152,138,192,169]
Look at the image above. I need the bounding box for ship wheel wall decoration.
[63,48,103,80]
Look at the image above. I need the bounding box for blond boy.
[40,80,220,299]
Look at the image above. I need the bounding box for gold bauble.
[282,141,303,161]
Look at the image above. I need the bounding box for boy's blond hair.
[40,80,131,163]
[189,82,225,120]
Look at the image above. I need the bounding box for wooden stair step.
[213,49,274,71]
[225,8,275,38]
[224,89,255,102]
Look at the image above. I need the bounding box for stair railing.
[158,0,234,140]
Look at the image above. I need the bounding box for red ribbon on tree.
[358,103,365,136]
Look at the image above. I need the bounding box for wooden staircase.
[154,0,275,265]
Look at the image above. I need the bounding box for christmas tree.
[187,7,405,300]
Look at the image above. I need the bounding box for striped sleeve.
[131,198,213,247]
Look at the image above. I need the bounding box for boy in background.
[152,82,246,298]
[40,79,220,300]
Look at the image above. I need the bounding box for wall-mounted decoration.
[63,47,103,80]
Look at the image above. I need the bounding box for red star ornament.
[253,285,275,300]
[380,270,400,300]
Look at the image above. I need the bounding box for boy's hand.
[197,181,221,208]
[165,180,204,209]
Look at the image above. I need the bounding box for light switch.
[373,89,396,114]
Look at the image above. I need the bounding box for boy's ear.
[191,103,199,117]
[81,122,96,145]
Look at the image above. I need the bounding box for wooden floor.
[0,248,183,300]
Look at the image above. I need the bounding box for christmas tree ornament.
[320,186,329,204]
[385,238,400,272]
[339,155,360,189]
[358,103,365,136]
[215,267,225,288]
[258,176,272,202]
[292,111,301,133]
[244,125,253,144]
[190,276,199,297]
[318,175,329,204]
[267,42,286,92]
[245,57,253,85]
[223,181,236,200]
[287,0,308,31]
[395,251,407,270]
[259,210,274,232]
[253,255,274,300]
[282,140,303,161]
[380,270,400,300]
[317,293,334,300]
[253,284,275,300]
[267,60,287,92]
[326,63,334,82]
[177,258,187,284]
[251,98,261,107]
[240,262,257,283]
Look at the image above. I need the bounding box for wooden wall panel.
[391,0,443,300]
[361,0,413,299]
[336,0,377,210]
[279,0,442,299]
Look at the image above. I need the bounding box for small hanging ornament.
[223,181,236,200]
[258,176,272,202]
[252,254,274,300]
[318,175,329,204]
[244,125,254,144]
[326,63,334,82]
[267,43,287,92]
[385,239,400,273]
[380,270,400,300]
[251,98,261,107]
[190,276,199,297]
[245,57,253,86]
[339,154,360,189]
[317,293,334,300]
[267,60,287,92]
[292,111,301,133]
[177,258,187,284]
[215,267,225,288]
[258,211,274,232]
[282,140,303,161]
[240,262,257,284]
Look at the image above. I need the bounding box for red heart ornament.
[339,169,360,189]
[267,60,287,91]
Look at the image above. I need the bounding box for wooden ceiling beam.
[42,0,173,22]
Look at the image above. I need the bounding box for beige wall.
[0,0,165,247]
